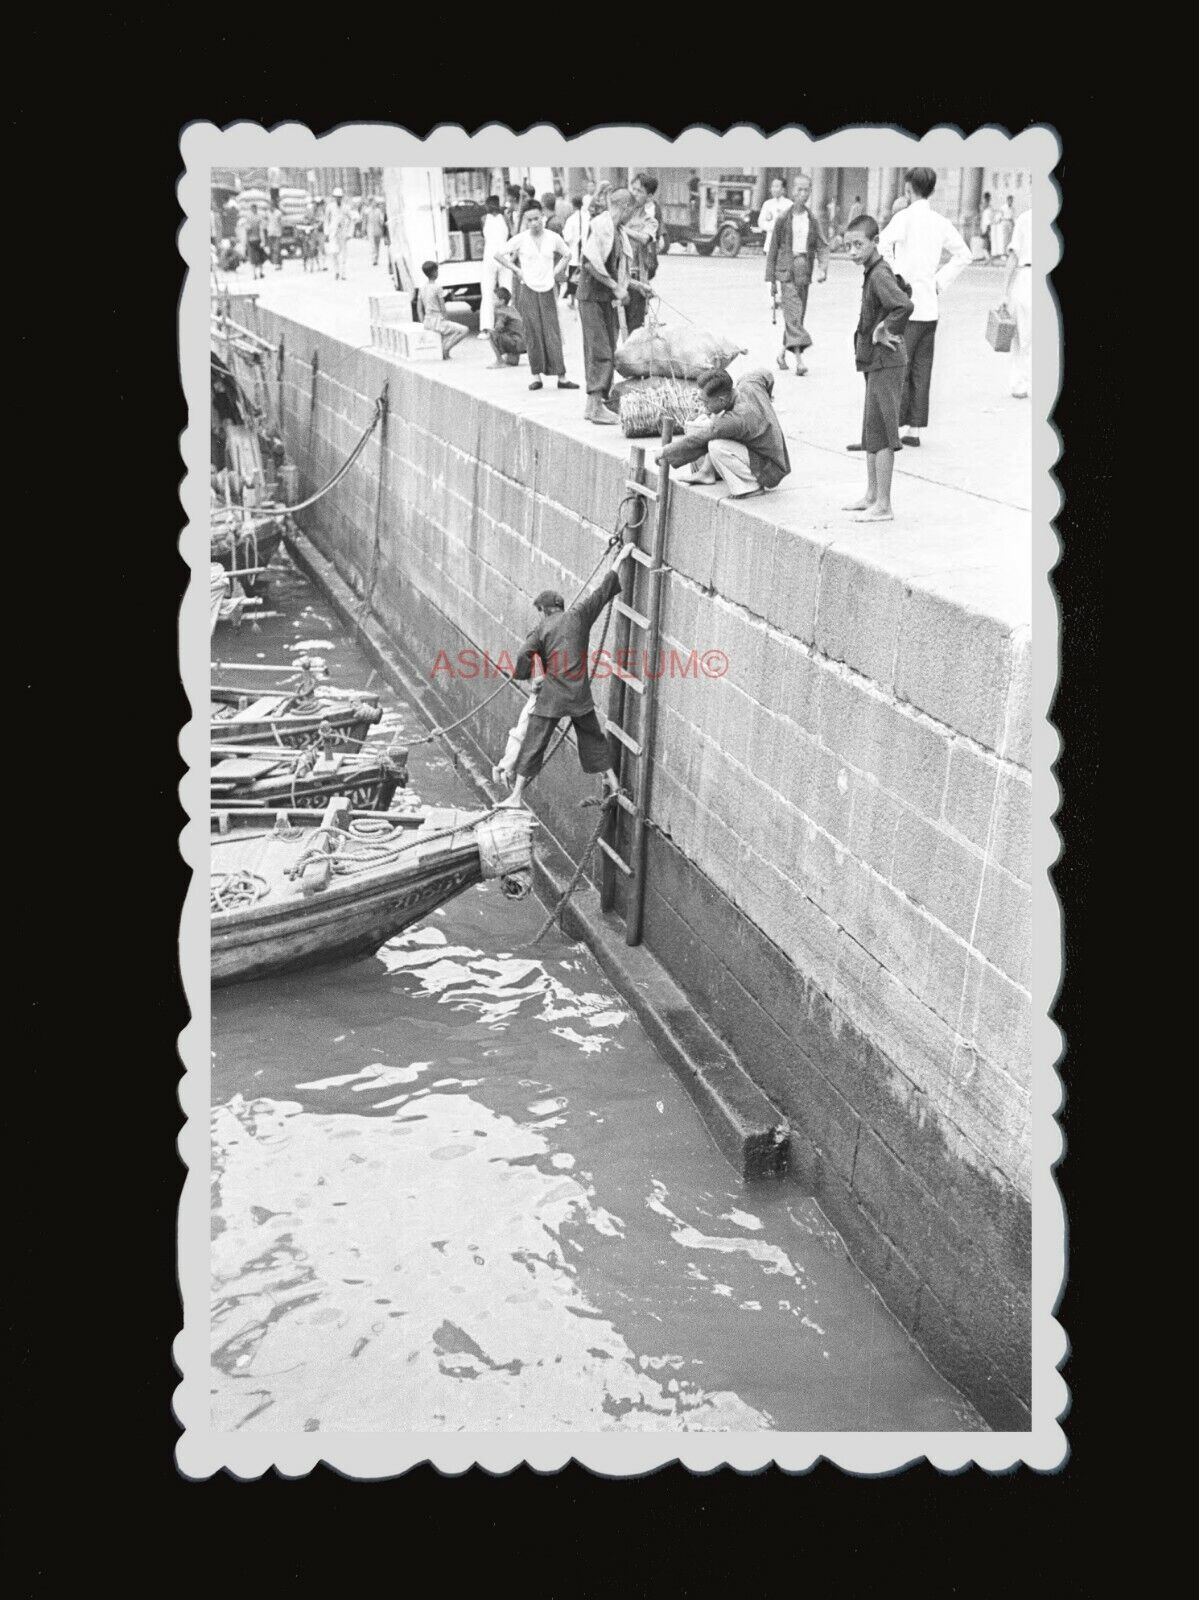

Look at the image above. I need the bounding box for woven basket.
[619,377,706,439]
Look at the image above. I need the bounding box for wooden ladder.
[598,421,676,946]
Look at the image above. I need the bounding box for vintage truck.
[655,173,760,257]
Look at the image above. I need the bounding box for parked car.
[657,175,759,257]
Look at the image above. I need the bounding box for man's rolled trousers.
[518,285,566,377]
[578,220,625,405]
[765,203,830,356]
[512,569,623,780]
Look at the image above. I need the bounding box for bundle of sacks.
[616,378,707,439]
[613,322,746,437]
[614,323,746,382]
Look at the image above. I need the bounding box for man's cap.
[534,589,565,611]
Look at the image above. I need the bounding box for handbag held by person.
[986,304,1017,352]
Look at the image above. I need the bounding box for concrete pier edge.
[281,528,788,1183]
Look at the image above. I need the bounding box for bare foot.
[854,507,894,522]
[842,497,875,512]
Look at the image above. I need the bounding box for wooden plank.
[627,545,654,569]
[597,839,633,877]
[625,479,659,500]
[614,598,649,630]
[611,665,645,694]
[605,720,643,757]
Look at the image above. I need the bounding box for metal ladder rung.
[614,598,650,630]
[597,838,633,876]
[625,478,659,501]
[611,665,645,694]
[605,719,643,757]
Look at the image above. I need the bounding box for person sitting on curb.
[418,261,470,360]
[656,368,791,498]
[500,543,635,809]
[487,287,526,368]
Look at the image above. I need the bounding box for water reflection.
[211,557,985,1435]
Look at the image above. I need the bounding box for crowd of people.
[214,166,1033,506]
[213,190,388,280]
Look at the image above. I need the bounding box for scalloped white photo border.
[176,121,1065,1478]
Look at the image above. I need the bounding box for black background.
[12,70,1106,1589]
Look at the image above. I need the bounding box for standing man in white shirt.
[878,166,972,447]
[1003,206,1033,399]
[480,196,510,337]
[493,200,579,394]
[757,175,792,240]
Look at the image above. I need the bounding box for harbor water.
[210,552,985,1432]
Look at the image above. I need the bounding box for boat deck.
[211,807,485,911]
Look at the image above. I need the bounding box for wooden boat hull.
[212,847,483,984]
[210,765,403,814]
[210,697,383,751]
[211,804,536,986]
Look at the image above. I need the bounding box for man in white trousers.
[1003,206,1033,398]
[479,195,510,336]
[878,166,973,447]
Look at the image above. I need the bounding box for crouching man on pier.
[657,368,791,498]
[501,543,635,808]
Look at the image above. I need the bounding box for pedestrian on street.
[479,195,511,335]
[878,166,973,447]
[1002,205,1032,399]
[267,203,284,269]
[418,262,470,360]
[625,173,660,333]
[847,194,864,229]
[981,192,994,260]
[842,213,914,523]
[516,182,537,231]
[367,198,385,266]
[991,195,1012,262]
[561,196,585,308]
[487,287,526,367]
[493,201,578,393]
[578,188,650,425]
[756,176,792,246]
[244,204,266,279]
[657,368,791,497]
[542,192,565,235]
[826,193,839,249]
[504,183,523,237]
[501,542,636,809]
[325,188,350,281]
[764,172,830,376]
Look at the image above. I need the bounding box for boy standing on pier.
[419,262,470,360]
[843,213,913,523]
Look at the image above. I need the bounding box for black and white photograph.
[179,124,1063,1476]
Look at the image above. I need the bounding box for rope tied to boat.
[282,807,507,881]
[211,869,269,912]
[523,790,622,947]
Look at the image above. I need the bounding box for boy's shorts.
[861,365,905,454]
[514,709,610,779]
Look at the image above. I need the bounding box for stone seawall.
[236,302,1033,1428]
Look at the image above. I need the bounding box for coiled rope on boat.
[211,869,269,912]
[282,808,507,882]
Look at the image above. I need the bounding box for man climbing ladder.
[500,542,635,808]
